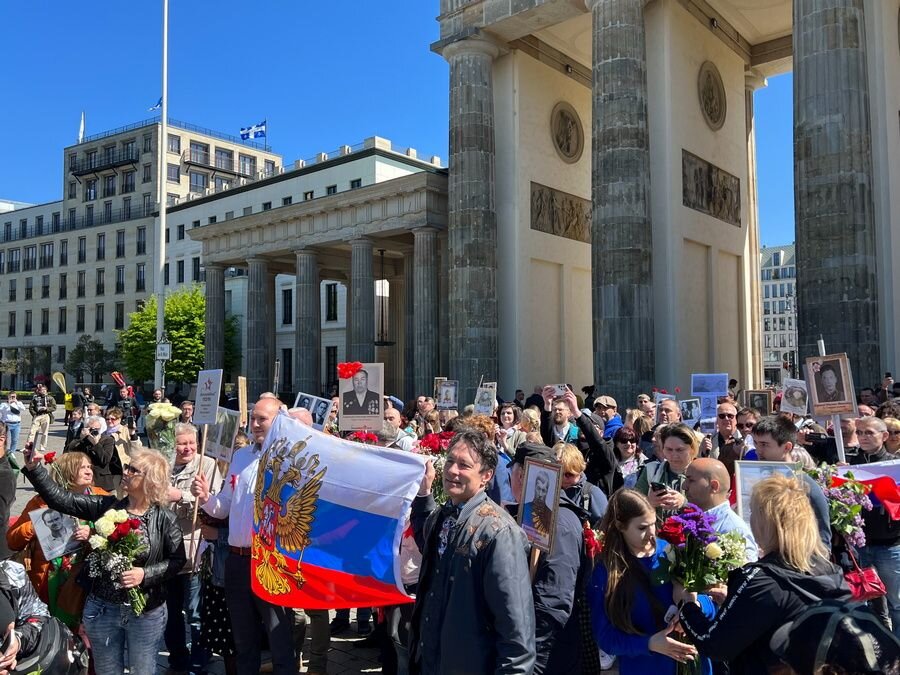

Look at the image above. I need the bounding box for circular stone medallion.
[698,61,726,131]
[550,102,584,164]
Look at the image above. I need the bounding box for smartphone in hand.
[651,481,669,494]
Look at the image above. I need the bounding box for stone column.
[443,37,500,404]
[588,0,654,403]
[745,71,766,387]
[267,272,277,390]
[388,274,405,396]
[438,234,449,377]
[348,237,375,362]
[413,227,439,397]
[404,256,415,401]
[794,0,879,385]
[294,250,320,395]
[204,264,225,371]
[246,258,270,400]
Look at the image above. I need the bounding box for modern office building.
[760,243,797,386]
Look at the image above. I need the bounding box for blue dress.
[588,540,716,675]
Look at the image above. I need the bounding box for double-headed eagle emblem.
[252,435,327,596]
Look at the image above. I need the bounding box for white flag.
[78,111,85,143]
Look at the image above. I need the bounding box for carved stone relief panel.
[698,61,726,131]
[682,150,741,227]
[550,101,584,164]
[530,182,591,243]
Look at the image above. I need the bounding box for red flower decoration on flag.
[230,474,238,490]
[337,362,364,380]
[660,389,668,395]
[43,452,56,464]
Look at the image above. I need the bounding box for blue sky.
[1,1,792,246]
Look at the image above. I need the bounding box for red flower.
[583,522,603,559]
[337,362,364,380]
[348,431,378,444]
[419,431,455,455]
[43,452,56,464]
[657,518,686,546]
[651,387,658,393]
[128,518,141,529]
[674,387,681,394]
[230,474,238,490]
[660,389,668,394]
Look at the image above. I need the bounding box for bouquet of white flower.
[145,402,182,461]
[87,508,148,615]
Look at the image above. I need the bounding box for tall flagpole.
[153,0,169,392]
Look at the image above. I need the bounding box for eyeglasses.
[717,413,736,420]
[122,464,143,476]
[105,416,118,421]
[737,422,756,429]
[890,431,900,436]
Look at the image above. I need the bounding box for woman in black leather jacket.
[24,447,185,675]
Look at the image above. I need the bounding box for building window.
[143,193,152,213]
[96,268,105,296]
[57,346,66,363]
[214,176,231,191]
[136,263,146,292]
[326,283,338,322]
[350,178,362,189]
[68,182,76,199]
[116,230,125,258]
[326,346,338,389]
[40,309,49,335]
[3,222,10,241]
[24,277,32,300]
[59,273,67,299]
[85,179,97,201]
[59,240,68,266]
[176,260,184,284]
[168,134,181,153]
[52,212,60,232]
[208,216,216,224]
[123,197,131,219]
[103,201,112,223]
[39,243,53,269]
[215,148,233,171]
[115,265,125,293]
[95,304,104,331]
[262,202,272,211]
[115,302,125,330]
[97,233,106,260]
[239,154,256,176]
[76,306,85,332]
[77,237,86,263]
[24,310,32,336]
[35,215,44,235]
[136,226,146,255]
[104,175,116,197]
[58,308,66,334]
[265,159,276,176]
[192,220,200,229]
[23,246,36,271]
[0,251,4,274]
[192,257,201,282]
[41,274,49,299]
[7,279,14,302]
[7,312,14,337]
[143,134,152,153]
[167,163,180,182]
[282,288,293,324]
[68,153,77,170]
[85,205,94,226]
[225,211,234,220]
[243,206,252,216]
[189,171,208,192]
[303,190,313,201]
[8,249,19,273]
[163,263,169,286]
[190,141,209,165]
[104,146,115,164]
[19,219,27,238]
[177,224,185,240]
[282,196,292,206]
[123,140,135,156]
[281,349,292,389]
[122,171,135,193]
[76,271,85,297]
[326,185,337,195]
[142,163,152,183]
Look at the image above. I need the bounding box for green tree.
[118,286,240,384]
[65,335,118,382]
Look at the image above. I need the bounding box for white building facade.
[760,244,797,386]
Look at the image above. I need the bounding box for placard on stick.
[193,369,223,425]
[238,376,248,427]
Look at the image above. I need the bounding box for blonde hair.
[51,452,92,492]
[557,443,586,474]
[129,449,171,506]
[623,408,643,430]
[750,473,828,573]
[789,446,816,470]
[520,409,540,433]
[633,413,653,438]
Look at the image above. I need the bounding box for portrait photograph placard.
[339,363,384,431]
[293,392,333,431]
[29,508,80,561]
[206,407,242,463]
[432,377,447,401]
[780,379,809,416]
[691,373,729,397]
[437,381,458,410]
[473,386,496,415]
[734,461,799,524]
[679,398,701,429]
[518,459,562,554]
[806,353,856,417]
[743,390,774,415]
[654,392,676,424]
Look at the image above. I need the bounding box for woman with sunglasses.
[65,415,122,492]
[22,447,186,674]
[884,417,900,454]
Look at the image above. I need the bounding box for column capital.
[745,68,768,92]
[348,236,374,247]
[293,248,319,259]
[412,226,440,237]
[584,0,653,10]
[246,256,268,265]
[204,263,224,272]
[441,36,500,62]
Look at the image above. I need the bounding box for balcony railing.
[2,204,157,244]
[71,148,141,176]
[182,150,256,177]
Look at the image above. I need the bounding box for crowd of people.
[0,377,898,674]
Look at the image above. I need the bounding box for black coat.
[65,435,121,492]
[681,554,850,674]
[23,464,186,611]
[0,456,15,560]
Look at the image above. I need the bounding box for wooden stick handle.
[188,424,210,570]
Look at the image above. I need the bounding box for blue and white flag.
[148,96,162,112]
[240,120,267,140]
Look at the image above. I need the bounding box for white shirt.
[202,444,261,547]
[0,401,25,424]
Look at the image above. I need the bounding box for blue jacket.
[603,414,624,439]
[588,540,716,675]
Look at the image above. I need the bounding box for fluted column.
[267,272,277,389]
[348,237,375,362]
[438,234,449,377]
[204,264,225,371]
[443,36,500,404]
[246,258,270,400]
[794,0,879,385]
[294,249,320,395]
[745,71,766,387]
[404,256,415,400]
[413,227,439,397]
[588,0,654,404]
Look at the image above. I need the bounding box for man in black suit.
[342,370,380,416]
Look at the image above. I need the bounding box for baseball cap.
[594,395,618,410]
[508,441,556,468]
[769,600,900,673]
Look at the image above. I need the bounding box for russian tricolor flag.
[252,414,426,609]
[837,459,900,520]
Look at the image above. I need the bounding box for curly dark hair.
[447,430,498,472]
